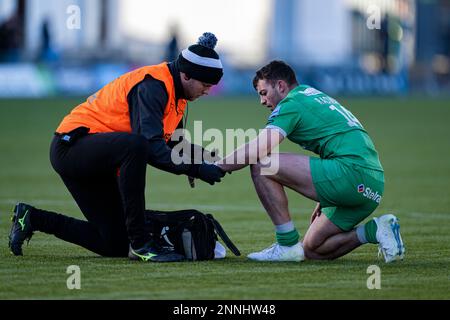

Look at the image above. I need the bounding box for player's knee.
[303,237,340,261]
[99,229,129,257]
[303,237,320,254]
[303,243,323,260]
[101,239,129,257]
[303,247,316,260]
[303,243,314,258]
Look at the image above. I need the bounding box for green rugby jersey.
[266,85,383,171]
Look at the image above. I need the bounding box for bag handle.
[206,214,241,256]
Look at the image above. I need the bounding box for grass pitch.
[0,96,449,299]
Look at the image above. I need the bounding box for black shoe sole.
[8,203,33,256]
[129,252,185,263]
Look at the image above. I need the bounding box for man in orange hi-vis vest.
[9,33,225,262]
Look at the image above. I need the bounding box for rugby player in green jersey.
[217,61,404,263]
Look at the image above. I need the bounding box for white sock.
[356,225,368,244]
[275,221,295,233]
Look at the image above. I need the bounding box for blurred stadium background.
[1,0,449,300]
[0,0,449,97]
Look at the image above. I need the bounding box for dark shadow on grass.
[18,252,441,270]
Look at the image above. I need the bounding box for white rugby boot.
[247,242,305,262]
[375,214,405,263]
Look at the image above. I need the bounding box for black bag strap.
[206,214,241,256]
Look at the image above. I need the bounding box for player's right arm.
[216,128,285,172]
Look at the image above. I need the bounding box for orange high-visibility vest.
[56,63,187,142]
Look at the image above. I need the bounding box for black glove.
[194,163,226,185]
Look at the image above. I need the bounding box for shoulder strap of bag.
[206,214,241,256]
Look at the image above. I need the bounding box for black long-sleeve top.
[127,61,195,175]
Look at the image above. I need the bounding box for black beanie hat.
[177,32,224,85]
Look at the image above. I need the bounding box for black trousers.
[31,133,152,257]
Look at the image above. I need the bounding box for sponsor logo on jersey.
[357,184,382,204]
[268,105,281,120]
[299,87,322,96]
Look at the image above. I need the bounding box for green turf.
[0,97,449,299]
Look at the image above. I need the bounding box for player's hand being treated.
[195,162,226,185]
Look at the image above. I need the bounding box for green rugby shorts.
[310,157,385,231]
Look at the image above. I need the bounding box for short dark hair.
[253,60,298,90]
